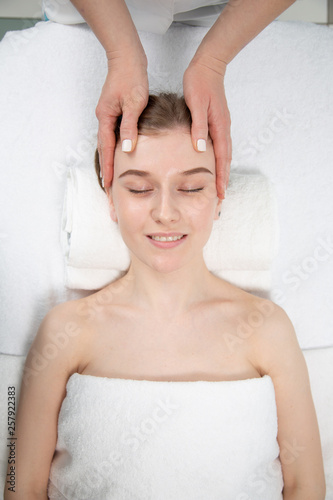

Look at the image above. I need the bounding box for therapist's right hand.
[96,48,149,191]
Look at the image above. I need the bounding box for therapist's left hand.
[183,56,232,201]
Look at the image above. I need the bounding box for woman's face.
[107,128,221,273]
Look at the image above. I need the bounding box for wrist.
[106,46,148,71]
[189,52,227,78]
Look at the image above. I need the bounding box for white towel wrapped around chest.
[48,374,283,500]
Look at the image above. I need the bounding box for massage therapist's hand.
[183,55,231,201]
[96,48,149,190]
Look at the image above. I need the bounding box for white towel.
[62,166,278,291]
[47,374,283,499]
[2,348,333,499]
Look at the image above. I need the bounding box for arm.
[184,0,297,199]
[3,303,86,500]
[251,302,326,499]
[69,0,143,61]
[193,0,297,66]
[69,0,149,191]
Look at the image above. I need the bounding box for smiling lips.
[148,233,185,242]
[147,233,187,247]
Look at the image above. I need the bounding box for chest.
[80,308,258,381]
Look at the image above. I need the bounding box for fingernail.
[122,139,132,152]
[197,139,206,152]
[102,177,105,188]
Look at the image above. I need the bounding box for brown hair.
[94,92,193,191]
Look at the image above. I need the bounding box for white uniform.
[41,0,228,34]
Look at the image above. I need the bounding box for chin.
[149,257,186,274]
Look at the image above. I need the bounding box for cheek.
[183,184,218,221]
[113,194,147,229]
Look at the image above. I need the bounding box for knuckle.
[95,105,103,119]
[122,86,148,110]
[119,123,136,139]
[95,102,110,120]
[95,96,121,120]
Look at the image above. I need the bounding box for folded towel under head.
[61,165,278,291]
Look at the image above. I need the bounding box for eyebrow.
[118,167,213,179]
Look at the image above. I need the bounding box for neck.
[122,254,216,318]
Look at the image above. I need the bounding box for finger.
[119,108,139,154]
[97,117,117,191]
[120,101,147,153]
[120,91,148,153]
[226,133,232,188]
[102,142,115,191]
[187,102,209,153]
[97,114,116,176]
[216,157,225,201]
[210,127,230,201]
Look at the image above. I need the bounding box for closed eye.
[128,187,205,194]
[128,189,153,194]
[179,188,204,193]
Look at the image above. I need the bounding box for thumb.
[189,105,209,152]
[119,106,142,153]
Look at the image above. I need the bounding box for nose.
[151,189,180,225]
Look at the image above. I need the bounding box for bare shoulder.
[213,278,303,374]
[36,299,86,340]
[26,298,92,381]
[244,297,305,378]
[38,298,86,331]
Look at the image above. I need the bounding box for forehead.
[114,130,215,177]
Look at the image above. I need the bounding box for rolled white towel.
[61,166,130,288]
[61,166,278,291]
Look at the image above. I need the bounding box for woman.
[4,94,325,500]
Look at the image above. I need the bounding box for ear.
[106,188,118,223]
[214,198,222,221]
